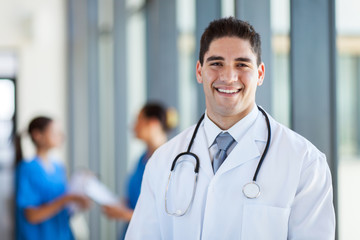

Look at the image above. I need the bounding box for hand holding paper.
[84,177,119,205]
[68,170,119,207]
[102,204,133,221]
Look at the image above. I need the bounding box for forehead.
[47,121,59,130]
[138,110,147,120]
[42,121,57,134]
[205,37,256,60]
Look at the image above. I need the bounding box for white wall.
[0,0,67,160]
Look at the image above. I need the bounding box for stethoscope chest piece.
[242,181,261,199]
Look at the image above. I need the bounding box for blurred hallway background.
[0,0,359,239]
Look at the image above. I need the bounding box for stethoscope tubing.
[186,114,205,153]
[169,113,204,173]
[173,105,271,180]
[253,106,271,182]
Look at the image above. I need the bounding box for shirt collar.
[203,105,259,148]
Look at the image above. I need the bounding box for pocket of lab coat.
[241,204,290,240]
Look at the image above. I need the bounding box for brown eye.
[210,62,222,66]
[237,63,247,67]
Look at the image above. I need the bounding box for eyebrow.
[206,56,224,62]
[206,56,253,63]
[234,57,252,62]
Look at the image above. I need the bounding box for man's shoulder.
[269,115,326,162]
[270,117,316,146]
[145,124,197,180]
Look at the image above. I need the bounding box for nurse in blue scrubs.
[102,103,175,238]
[15,116,90,240]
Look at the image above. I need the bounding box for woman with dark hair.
[102,102,176,238]
[15,116,90,240]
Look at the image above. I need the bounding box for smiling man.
[125,17,335,240]
[197,36,264,130]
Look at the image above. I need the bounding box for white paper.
[67,170,91,212]
[84,177,119,205]
[68,170,91,195]
[68,170,119,206]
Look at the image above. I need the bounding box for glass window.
[336,0,360,238]
[98,0,117,239]
[271,0,290,127]
[126,7,147,170]
[0,78,15,240]
[176,0,197,130]
[221,0,235,17]
[0,80,15,121]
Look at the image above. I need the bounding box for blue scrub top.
[126,152,148,210]
[120,152,149,240]
[15,157,74,240]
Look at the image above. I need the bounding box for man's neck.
[207,106,254,130]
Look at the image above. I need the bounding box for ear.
[148,118,158,126]
[257,62,265,86]
[31,130,43,144]
[196,61,203,84]
[148,118,161,131]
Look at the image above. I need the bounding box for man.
[125,17,335,239]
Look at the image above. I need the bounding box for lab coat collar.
[191,121,216,179]
[194,105,269,179]
[215,121,262,176]
[203,105,259,147]
[214,106,270,176]
[252,106,270,143]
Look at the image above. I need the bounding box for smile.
[216,88,241,94]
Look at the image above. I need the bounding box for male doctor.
[125,17,335,239]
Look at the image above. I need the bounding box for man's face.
[196,37,265,123]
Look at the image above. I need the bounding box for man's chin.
[216,106,242,117]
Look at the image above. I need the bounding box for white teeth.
[217,88,239,94]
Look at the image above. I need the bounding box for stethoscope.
[165,105,271,217]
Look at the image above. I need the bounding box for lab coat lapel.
[191,125,214,180]
[215,133,260,176]
[216,115,267,176]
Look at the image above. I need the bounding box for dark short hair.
[15,116,53,165]
[199,17,262,66]
[142,102,169,132]
[28,116,53,144]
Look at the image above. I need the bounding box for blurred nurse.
[15,116,90,240]
[103,102,176,238]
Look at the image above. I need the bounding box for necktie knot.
[215,132,234,152]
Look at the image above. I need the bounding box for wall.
[0,0,67,160]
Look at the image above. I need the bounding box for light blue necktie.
[213,132,235,173]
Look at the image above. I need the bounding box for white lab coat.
[125,111,335,240]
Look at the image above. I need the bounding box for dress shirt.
[203,105,259,164]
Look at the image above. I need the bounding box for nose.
[219,66,237,83]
